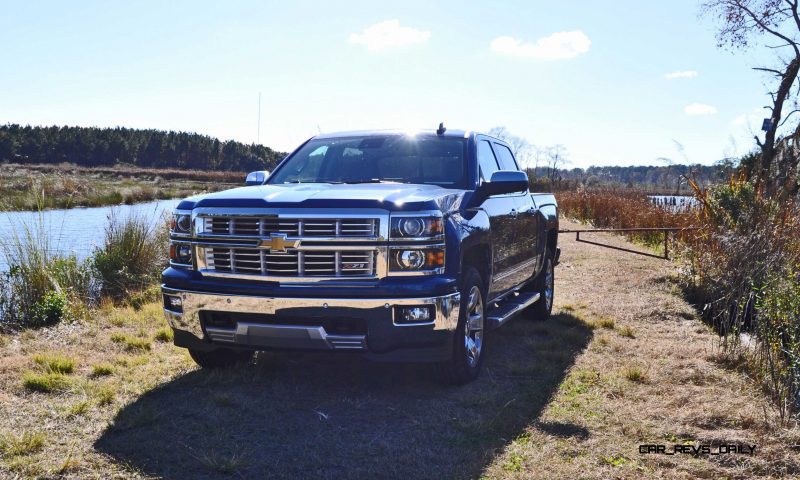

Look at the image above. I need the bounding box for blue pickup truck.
[162,127,559,384]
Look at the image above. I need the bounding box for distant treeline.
[0,124,285,172]
[529,163,732,194]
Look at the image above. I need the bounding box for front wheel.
[526,249,555,321]
[437,267,486,385]
[188,348,253,369]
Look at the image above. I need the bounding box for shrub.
[683,175,800,419]
[91,210,168,301]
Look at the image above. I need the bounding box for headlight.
[170,213,192,235]
[390,248,444,272]
[390,217,443,238]
[169,242,193,265]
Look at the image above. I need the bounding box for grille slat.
[199,215,378,278]
[204,247,375,277]
[205,217,376,238]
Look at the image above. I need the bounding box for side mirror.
[245,170,270,186]
[480,170,529,196]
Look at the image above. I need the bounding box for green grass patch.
[33,353,76,374]
[154,327,174,343]
[110,332,151,351]
[600,454,632,467]
[22,371,73,393]
[502,452,525,472]
[617,326,636,338]
[90,364,115,378]
[95,385,116,406]
[0,431,45,457]
[593,318,616,330]
[621,366,647,383]
[65,400,90,417]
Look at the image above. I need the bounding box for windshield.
[267,135,468,188]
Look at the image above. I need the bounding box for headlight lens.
[170,213,191,234]
[390,217,443,238]
[390,248,444,272]
[396,250,425,269]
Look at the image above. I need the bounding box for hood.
[177,183,469,213]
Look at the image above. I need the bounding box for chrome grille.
[203,217,377,237]
[204,248,375,277]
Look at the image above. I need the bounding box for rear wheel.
[526,249,555,321]
[437,267,485,385]
[188,348,253,369]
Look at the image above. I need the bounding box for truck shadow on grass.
[95,313,592,479]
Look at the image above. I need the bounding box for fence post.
[664,231,669,260]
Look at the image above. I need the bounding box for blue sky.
[0,1,775,168]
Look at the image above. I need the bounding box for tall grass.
[92,210,168,302]
[1,207,168,328]
[557,188,696,245]
[0,214,93,328]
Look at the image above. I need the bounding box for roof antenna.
[436,122,446,135]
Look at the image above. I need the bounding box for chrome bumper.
[161,286,460,352]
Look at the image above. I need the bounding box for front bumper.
[162,286,461,362]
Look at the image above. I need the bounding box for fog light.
[397,306,433,324]
[164,294,183,313]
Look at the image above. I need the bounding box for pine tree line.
[0,124,285,172]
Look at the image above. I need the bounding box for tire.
[188,348,253,369]
[527,249,555,321]
[437,267,486,385]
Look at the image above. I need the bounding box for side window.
[477,140,499,180]
[494,143,519,171]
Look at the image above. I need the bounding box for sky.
[0,0,778,168]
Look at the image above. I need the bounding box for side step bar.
[486,292,541,329]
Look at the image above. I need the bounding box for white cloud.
[733,114,748,126]
[348,20,430,51]
[665,70,699,79]
[684,103,718,115]
[490,31,591,60]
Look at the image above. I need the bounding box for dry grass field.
[1,220,799,479]
[0,163,242,211]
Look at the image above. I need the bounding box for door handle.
[510,209,518,218]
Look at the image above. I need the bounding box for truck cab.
[162,128,559,384]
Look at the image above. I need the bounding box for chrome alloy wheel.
[544,259,554,311]
[464,285,484,367]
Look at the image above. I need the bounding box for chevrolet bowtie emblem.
[258,233,299,253]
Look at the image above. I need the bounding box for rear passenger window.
[477,140,499,180]
[493,144,518,171]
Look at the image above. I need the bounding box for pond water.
[0,199,178,270]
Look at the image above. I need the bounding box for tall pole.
[257,92,261,144]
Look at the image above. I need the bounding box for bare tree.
[702,0,800,192]
[546,144,570,186]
